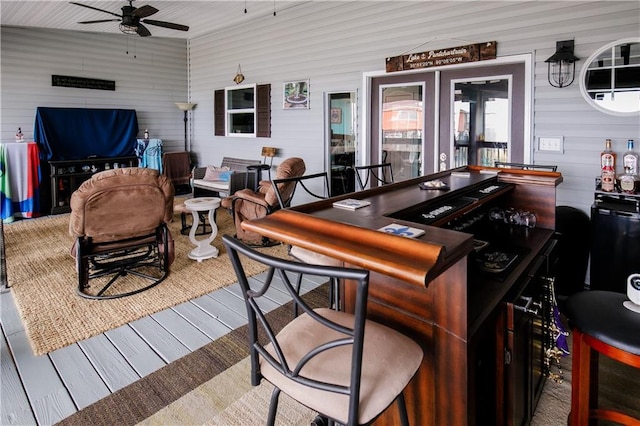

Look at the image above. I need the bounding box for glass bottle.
[620,139,639,194]
[144,129,149,140]
[600,139,616,192]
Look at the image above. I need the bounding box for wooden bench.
[192,157,262,198]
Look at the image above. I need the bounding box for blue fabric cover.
[34,107,138,160]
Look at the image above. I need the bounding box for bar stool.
[565,290,640,425]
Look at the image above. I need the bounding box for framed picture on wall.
[330,108,342,123]
[283,80,309,109]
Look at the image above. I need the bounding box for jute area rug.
[3,203,287,356]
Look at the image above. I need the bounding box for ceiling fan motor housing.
[121,5,138,25]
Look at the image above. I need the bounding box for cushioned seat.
[565,290,640,425]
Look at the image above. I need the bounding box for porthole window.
[579,38,640,116]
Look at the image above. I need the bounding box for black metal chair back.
[272,171,330,209]
[353,163,394,190]
[223,235,422,426]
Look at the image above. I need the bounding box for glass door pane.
[452,79,510,167]
[328,92,356,196]
[380,84,424,182]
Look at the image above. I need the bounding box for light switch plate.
[538,136,563,153]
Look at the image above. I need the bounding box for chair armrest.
[192,167,206,180]
[230,188,270,207]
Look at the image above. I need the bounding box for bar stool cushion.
[565,290,640,355]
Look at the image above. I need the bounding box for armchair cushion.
[69,167,174,244]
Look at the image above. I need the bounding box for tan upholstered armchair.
[221,157,306,246]
[69,167,175,299]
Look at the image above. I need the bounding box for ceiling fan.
[70,1,189,37]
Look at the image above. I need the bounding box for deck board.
[190,294,247,329]
[4,329,76,425]
[150,307,212,351]
[49,343,111,410]
[170,301,233,340]
[78,334,141,393]
[104,325,166,377]
[0,333,36,426]
[128,316,191,363]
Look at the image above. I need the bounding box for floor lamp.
[175,102,197,151]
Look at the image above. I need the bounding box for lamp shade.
[175,102,197,111]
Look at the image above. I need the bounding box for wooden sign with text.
[386,41,497,73]
[52,75,116,91]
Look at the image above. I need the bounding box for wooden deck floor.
[0,271,324,426]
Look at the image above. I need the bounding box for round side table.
[184,197,221,262]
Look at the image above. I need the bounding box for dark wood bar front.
[242,166,563,425]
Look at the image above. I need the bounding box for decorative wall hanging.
[233,65,245,84]
[283,80,309,109]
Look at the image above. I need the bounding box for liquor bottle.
[620,139,639,194]
[600,139,616,192]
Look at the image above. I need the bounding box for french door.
[370,61,527,179]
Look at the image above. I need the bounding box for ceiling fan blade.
[136,23,152,37]
[69,2,121,18]
[78,19,121,24]
[142,19,189,32]
[132,5,158,19]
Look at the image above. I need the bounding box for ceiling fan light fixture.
[119,23,138,35]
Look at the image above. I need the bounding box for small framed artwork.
[283,80,309,109]
[330,108,342,123]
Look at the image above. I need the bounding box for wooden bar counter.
[242,166,563,425]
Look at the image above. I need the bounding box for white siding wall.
[189,1,639,213]
[1,26,188,152]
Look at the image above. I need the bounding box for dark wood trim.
[256,84,271,138]
[214,89,225,136]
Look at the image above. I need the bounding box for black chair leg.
[397,392,409,426]
[310,415,330,426]
[267,387,281,426]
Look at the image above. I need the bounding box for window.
[580,39,640,116]
[227,85,255,136]
[214,84,271,137]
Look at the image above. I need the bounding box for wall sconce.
[233,64,245,85]
[545,40,580,88]
[175,102,197,151]
[261,146,277,166]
